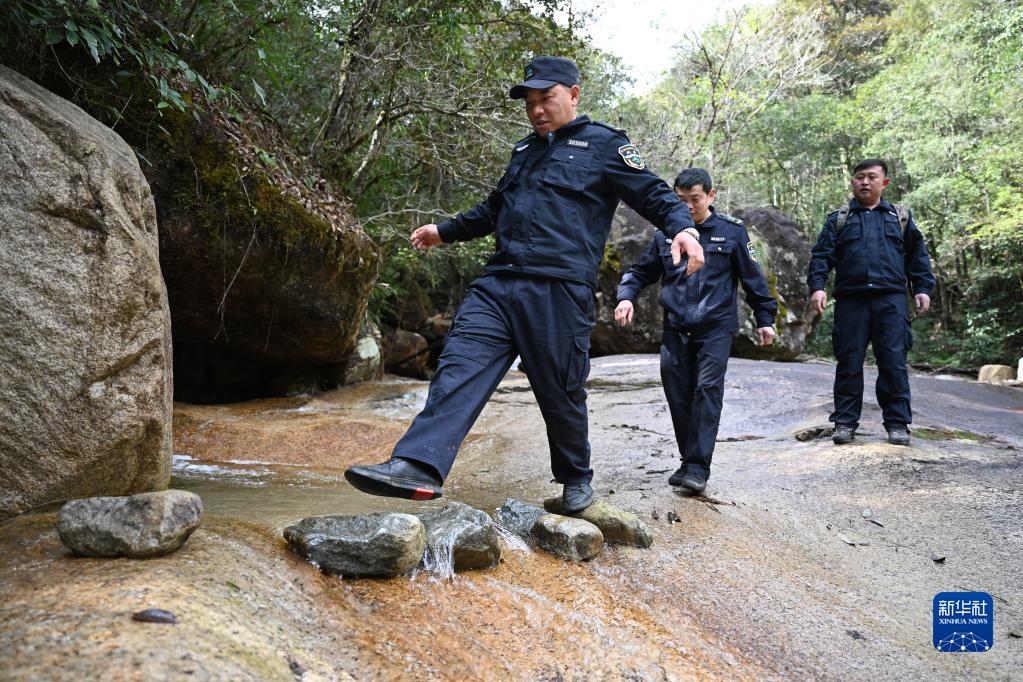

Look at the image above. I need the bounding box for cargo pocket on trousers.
[566,335,591,393]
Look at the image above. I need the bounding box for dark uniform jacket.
[807,198,935,298]
[616,209,777,334]
[436,115,695,288]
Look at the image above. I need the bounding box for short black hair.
[674,167,713,192]
[853,158,888,176]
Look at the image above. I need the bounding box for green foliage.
[0,0,218,114]
[626,0,1023,368]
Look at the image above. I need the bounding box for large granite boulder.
[284,513,426,578]
[593,204,814,360]
[731,207,815,360]
[382,329,431,379]
[57,490,202,558]
[0,67,173,518]
[141,107,379,402]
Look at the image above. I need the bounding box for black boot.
[344,457,443,501]
[562,481,593,513]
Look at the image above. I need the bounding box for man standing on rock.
[807,159,935,446]
[614,167,777,494]
[345,56,705,512]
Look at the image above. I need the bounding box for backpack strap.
[833,205,850,233]
[893,203,909,236]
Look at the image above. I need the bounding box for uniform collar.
[849,197,893,212]
[694,206,718,228]
[529,115,591,144]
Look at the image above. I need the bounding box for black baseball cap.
[509,56,580,99]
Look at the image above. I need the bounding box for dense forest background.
[2,0,1021,369]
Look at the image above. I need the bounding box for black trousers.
[831,292,913,428]
[660,328,733,478]
[392,274,595,483]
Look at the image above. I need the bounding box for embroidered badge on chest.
[567,139,590,148]
[710,236,726,243]
[746,241,758,262]
[617,144,645,170]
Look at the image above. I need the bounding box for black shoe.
[886,425,910,446]
[668,466,687,486]
[344,457,443,501]
[832,425,856,444]
[679,471,707,494]
[562,481,594,513]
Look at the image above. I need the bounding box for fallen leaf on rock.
[867,519,885,527]
[651,509,660,520]
[846,629,865,640]
[1009,631,1022,639]
[837,534,857,546]
[930,553,946,563]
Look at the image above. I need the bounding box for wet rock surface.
[494,498,547,538]
[532,514,604,562]
[543,497,654,548]
[0,66,173,518]
[57,490,202,558]
[284,512,425,577]
[4,358,1022,680]
[417,502,500,573]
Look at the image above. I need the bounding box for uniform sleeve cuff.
[436,220,456,243]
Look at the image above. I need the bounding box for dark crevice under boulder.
[139,107,380,402]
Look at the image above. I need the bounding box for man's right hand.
[410,224,442,250]
[810,290,827,315]
[671,231,705,275]
[615,300,634,327]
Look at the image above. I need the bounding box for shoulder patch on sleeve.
[617,144,645,170]
[746,241,759,263]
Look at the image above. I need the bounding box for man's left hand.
[756,326,776,347]
[915,293,931,314]
[671,232,705,275]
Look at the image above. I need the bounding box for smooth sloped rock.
[0,67,173,518]
[417,502,500,572]
[283,513,425,577]
[532,514,603,562]
[978,365,1014,384]
[543,498,653,548]
[494,499,548,538]
[1017,357,1023,381]
[57,490,202,558]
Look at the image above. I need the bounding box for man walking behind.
[807,159,935,446]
